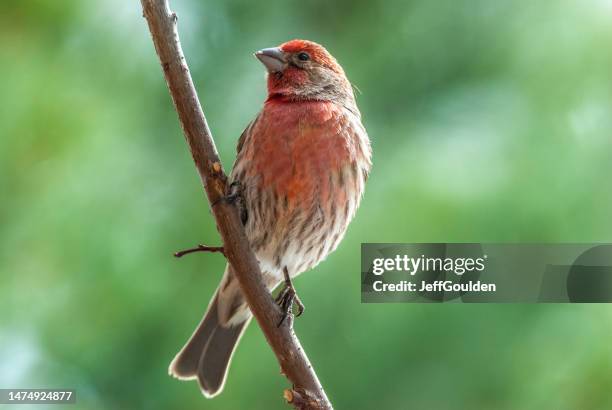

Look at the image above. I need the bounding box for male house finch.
[169,39,372,397]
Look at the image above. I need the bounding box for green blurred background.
[2,1,612,409]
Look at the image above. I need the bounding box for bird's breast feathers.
[237,100,370,208]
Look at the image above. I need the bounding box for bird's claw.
[276,268,304,327]
[211,181,248,224]
[211,181,242,206]
[225,181,244,203]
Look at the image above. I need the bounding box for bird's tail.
[169,265,252,398]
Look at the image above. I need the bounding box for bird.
[168,39,372,398]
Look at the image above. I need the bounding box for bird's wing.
[235,113,261,156]
[230,114,262,225]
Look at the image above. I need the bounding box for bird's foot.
[225,181,244,203]
[211,181,248,224]
[174,244,225,258]
[276,267,305,327]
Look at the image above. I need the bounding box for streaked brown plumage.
[169,39,371,397]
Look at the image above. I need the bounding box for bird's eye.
[297,52,310,61]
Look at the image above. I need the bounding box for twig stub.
[284,388,328,410]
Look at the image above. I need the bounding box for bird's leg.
[174,244,225,258]
[276,267,305,327]
[211,181,248,225]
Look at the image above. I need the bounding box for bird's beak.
[255,47,287,73]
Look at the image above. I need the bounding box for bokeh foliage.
[2,1,612,409]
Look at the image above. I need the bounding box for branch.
[139,1,332,408]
